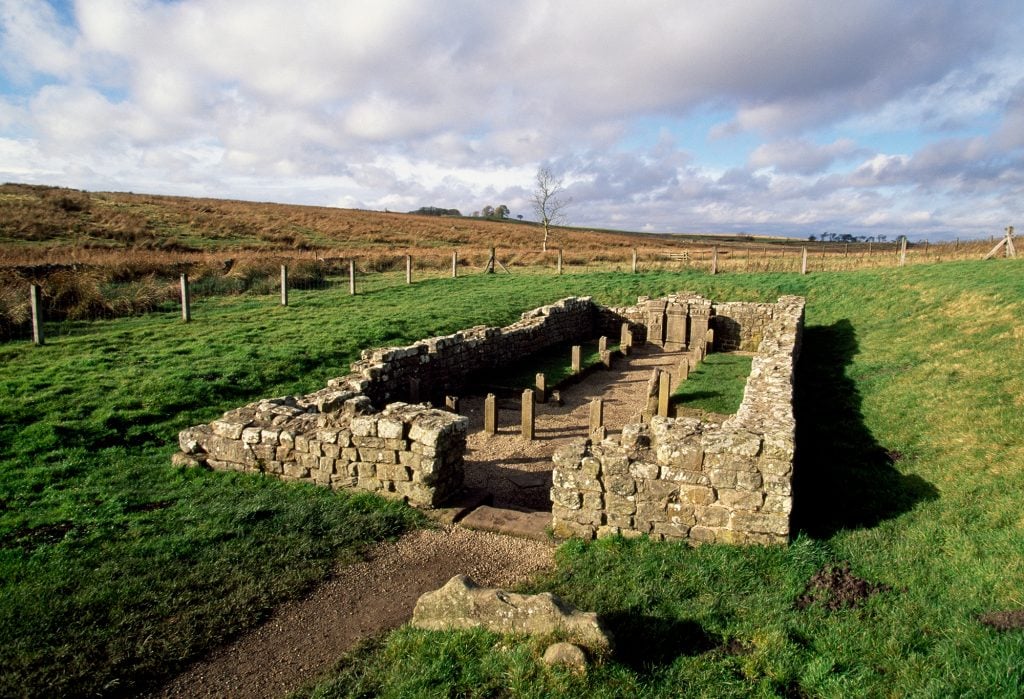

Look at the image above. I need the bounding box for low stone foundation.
[550,295,805,544]
[176,297,597,508]
[175,292,804,544]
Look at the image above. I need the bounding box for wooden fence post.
[180,273,191,322]
[484,393,497,435]
[405,254,412,284]
[521,389,535,441]
[899,237,907,267]
[280,265,288,306]
[349,259,356,295]
[632,248,638,273]
[711,245,718,275]
[557,248,563,275]
[452,250,458,278]
[801,247,808,275]
[487,247,496,274]
[30,284,44,345]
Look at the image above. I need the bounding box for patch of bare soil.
[978,610,1024,631]
[148,526,555,699]
[795,561,892,611]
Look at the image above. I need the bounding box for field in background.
[2,259,1022,696]
[0,183,1000,340]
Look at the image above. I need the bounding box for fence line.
[1,238,1011,344]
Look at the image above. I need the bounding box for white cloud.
[0,0,1020,238]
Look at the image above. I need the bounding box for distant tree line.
[809,232,890,243]
[408,206,462,217]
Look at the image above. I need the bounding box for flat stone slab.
[504,470,550,489]
[459,505,551,541]
[423,488,493,525]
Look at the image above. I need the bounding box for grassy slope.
[298,261,1023,698]
[2,261,1023,696]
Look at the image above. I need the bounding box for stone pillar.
[535,373,546,403]
[445,395,459,413]
[664,301,688,350]
[571,345,582,374]
[521,389,535,441]
[30,284,44,345]
[484,394,497,435]
[646,299,667,347]
[678,357,689,381]
[589,398,604,438]
[705,328,715,353]
[620,323,632,355]
[600,349,612,369]
[658,371,671,417]
[688,310,710,351]
[598,335,608,353]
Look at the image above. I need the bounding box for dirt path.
[149,344,686,698]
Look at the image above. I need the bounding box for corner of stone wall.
[550,293,804,546]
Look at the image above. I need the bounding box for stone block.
[701,428,762,457]
[730,511,789,536]
[652,521,690,540]
[551,488,583,510]
[212,420,245,440]
[694,505,731,528]
[688,526,718,543]
[736,471,763,491]
[763,475,792,495]
[708,469,737,488]
[605,494,637,516]
[717,489,765,510]
[241,427,261,445]
[655,440,703,471]
[679,484,715,506]
[628,461,659,480]
[351,415,377,437]
[606,474,636,497]
[763,494,793,514]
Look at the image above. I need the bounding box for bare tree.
[532,167,570,252]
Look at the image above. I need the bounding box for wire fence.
[0,237,1009,344]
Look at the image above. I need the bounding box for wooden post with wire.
[983,226,1016,260]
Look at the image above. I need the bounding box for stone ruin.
[175,293,804,545]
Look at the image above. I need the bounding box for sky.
[1,1,1022,240]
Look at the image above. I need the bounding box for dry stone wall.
[175,297,597,507]
[551,295,805,545]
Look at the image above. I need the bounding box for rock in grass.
[543,641,588,674]
[411,574,612,652]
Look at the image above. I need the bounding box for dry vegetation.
[0,183,995,337]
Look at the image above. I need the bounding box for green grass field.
[673,352,754,416]
[2,261,1023,697]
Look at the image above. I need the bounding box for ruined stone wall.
[351,296,597,405]
[711,301,781,352]
[176,296,597,507]
[550,295,805,544]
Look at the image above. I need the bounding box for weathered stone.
[412,575,612,652]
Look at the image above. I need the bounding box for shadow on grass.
[791,321,938,538]
[601,610,719,673]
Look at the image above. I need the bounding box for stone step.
[458,505,552,541]
[423,487,493,525]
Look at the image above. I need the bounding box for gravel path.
[149,344,687,698]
